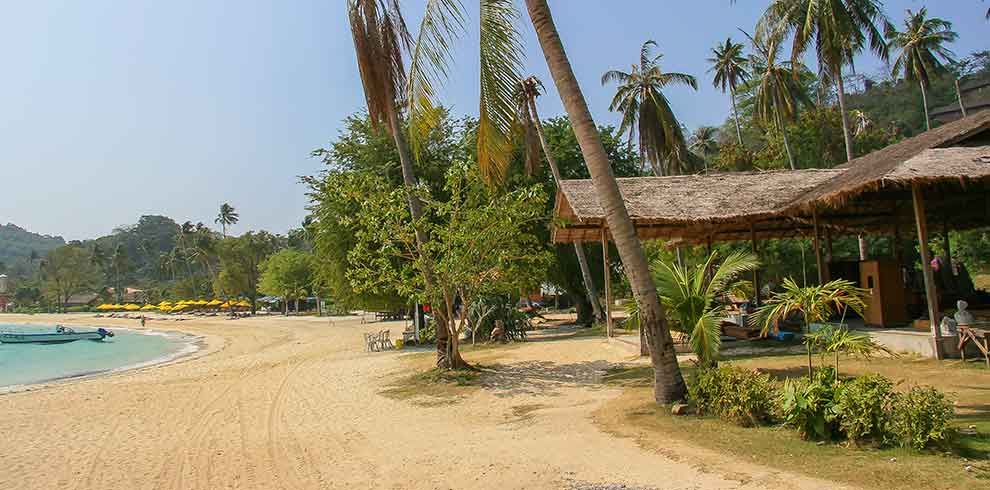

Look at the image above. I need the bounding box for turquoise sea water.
[0,324,195,389]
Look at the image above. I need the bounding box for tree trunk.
[730,87,743,146]
[528,98,605,323]
[955,78,967,118]
[920,80,932,131]
[777,107,796,170]
[384,106,450,368]
[294,298,300,315]
[526,0,686,404]
[835,73,854,162]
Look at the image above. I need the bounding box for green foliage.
[651,251,760,366]
[712,142,755,171]
[689,366,776,427]
[753,278,870,335]
[833,374,897,445]
[258,249,315,308]
[777,375,841,440]
[214,231,279,309]
[892,386,954,450]
[0,224,64,279]
[467,296,529,343]
[40,245,102,311]
[804,324,893,378]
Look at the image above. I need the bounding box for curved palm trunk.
[527,99,605,323]
[385,107,463,369]
[836,74,855,162]
[955,78,967,118]
[920,80,932,131]
[730,87,744,146]
[775,106,796,170]
[526,0,686,403]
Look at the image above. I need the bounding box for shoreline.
[0,316,220,395]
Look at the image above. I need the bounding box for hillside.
[0,223,65,273]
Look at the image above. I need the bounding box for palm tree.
[653,251,759,367]
[761,0,889,163]
[752,278,870,376]
[215,203,239,237]
[601,40,698,176]
[524,0,687,403]
[887,8,958,131]
[744,30,811,170]
[707,37,749,145]
[516,76,605,324]
[689,126,719,174]
[347,0,461,368]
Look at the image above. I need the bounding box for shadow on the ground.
[479,360,615,398]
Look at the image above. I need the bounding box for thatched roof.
[553,110,990,244]
[788,110,990,211]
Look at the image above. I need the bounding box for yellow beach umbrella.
[196,299,209,306]
[207,299,222,307]
[141,304,157,311]
[124,304,141,311]
[96,304,111,310]
[236,300,251,308]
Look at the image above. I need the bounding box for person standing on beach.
[140,316,146,328]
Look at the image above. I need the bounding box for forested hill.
[0,223,65,269]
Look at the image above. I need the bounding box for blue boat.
[0,326,114,344]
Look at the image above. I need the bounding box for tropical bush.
[833,374,896,445]
[892,386,954,450]
[777,373,841,440]
[467,296,529,343]
[689,366,776,427]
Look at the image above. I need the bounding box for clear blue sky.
[3,0,986,240]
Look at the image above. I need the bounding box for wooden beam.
[912,184,943,360]
[601,227,613,338]
[813,208,824,284]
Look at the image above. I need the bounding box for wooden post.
[824,224,833,282]
[812,208,825,284]
[601,227,613,338]
[750,223,761,308]
[912,184,943,359]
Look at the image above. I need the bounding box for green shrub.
[892,386,954,450]
[689,366,776,426]
[833,374,896,445]
[777,376,841,440]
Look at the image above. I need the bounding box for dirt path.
[0,314,850,489]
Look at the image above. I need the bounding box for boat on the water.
[0,326,114,344]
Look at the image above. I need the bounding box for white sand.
[0,313,848,490]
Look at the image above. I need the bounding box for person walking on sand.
[140,316,146,328]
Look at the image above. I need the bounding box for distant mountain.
[0,223,65,272]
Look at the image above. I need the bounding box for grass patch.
[379,367,483,406]
[596,355,990,489]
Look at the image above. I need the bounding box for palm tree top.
[886,8,958,87]
[707,37,750,93]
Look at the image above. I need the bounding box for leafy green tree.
[887,8,958,131]
[259,249,315,315]
[601,40,698,176]
[215,231,279,313]
[688,126,719,173]
[708,37,750,145]
[40,245,101,312]
[215,203,239,237]
[340,164,549,368]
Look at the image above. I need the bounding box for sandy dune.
[0,314,847,490]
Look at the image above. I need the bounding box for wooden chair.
[958,325,990,368]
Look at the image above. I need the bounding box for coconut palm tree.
[215,203,239,237]
[689,126,719,174]
[744,30,811,170]
[887,8,958,131]
[524,0,686,403]
[516,76,604,324]
[707,38,749,146]
[760,0,889,163]
[601,40,698,176]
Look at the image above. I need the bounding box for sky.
[2,0,987,241]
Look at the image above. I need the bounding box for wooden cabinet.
[859,260,910,327]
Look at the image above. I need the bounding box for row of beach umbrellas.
[95,299,252,312]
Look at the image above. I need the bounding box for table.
[958,324,990,368]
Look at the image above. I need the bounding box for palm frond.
[407,0,465,160]
[477,0,524,186]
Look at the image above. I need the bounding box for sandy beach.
[0,314,847,490]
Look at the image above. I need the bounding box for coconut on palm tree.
[760,0,889,163]
[601,40,698,177]
[707,38,749,146]
[689,126,719,174]
[524,0,687,403]
[744,30,811,170]
[887,8,958,131]
[515,75,605,324]
[215,203,239,237]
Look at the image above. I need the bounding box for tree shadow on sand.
[477,360,616,398]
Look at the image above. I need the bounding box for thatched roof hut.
[553,110,990,244]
